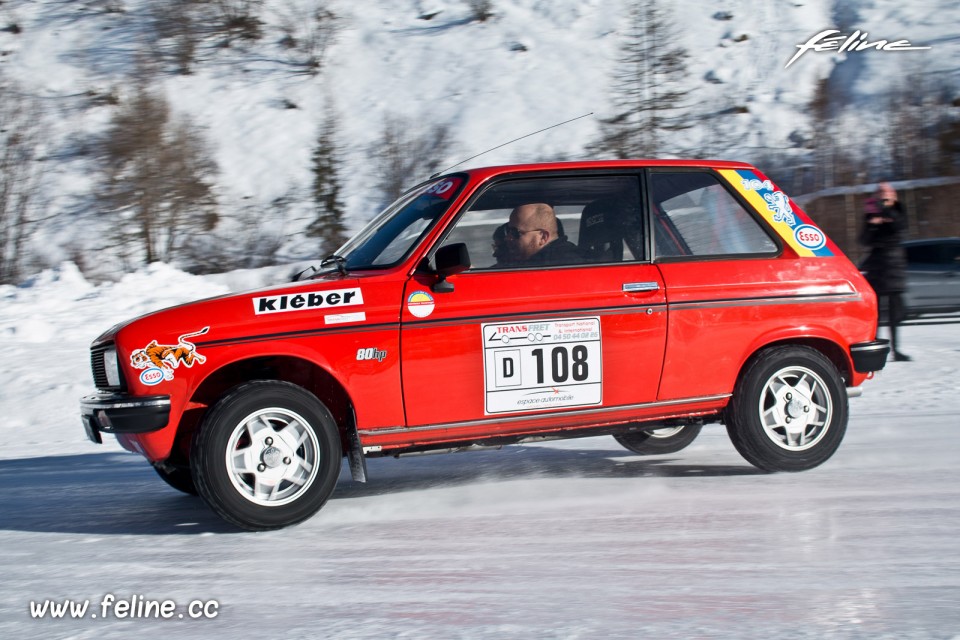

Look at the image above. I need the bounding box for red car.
[81,160,889,530]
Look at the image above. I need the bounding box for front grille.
[90,344,121,390]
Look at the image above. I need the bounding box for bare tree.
[806,78,870,191]
[465,0,494,22]
[807,64,959,187]
[937,113,960,177]
[149,0,339,77]
[149,0,199,75]
[179,198,286,273]
[213,0,265,43]
[277,1,339,74]
[87,0,126,13]
[307,103,348,255]
[0,82,46,284]
[97,81,218,266]
[373,115,453,205]
[593,0,693,158]
[883,72,955,181]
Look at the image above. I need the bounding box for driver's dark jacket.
[523,238,584,267]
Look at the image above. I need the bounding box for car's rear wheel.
[613,423,702,455]
[191,381,341,530]
[726,346,847,472]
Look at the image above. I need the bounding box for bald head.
[512,203,558,238]
[506,203,560,261]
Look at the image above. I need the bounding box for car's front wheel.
[613,423,702,455]
[726,346,847,472]
[191,381,342,530]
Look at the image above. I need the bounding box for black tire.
[726,346,847,472]
[152,462,198,495]
[613,423,703,455]
[191,380,342,531]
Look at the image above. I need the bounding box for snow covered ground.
[1,264,958,639]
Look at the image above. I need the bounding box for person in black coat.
[860,182,910,361]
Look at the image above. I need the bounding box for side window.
[652,172,777,258]
[441,176,645,269]
[905,244,941,265]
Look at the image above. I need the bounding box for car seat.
[578,196,629,263]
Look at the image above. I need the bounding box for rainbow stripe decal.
[719,169,833,257]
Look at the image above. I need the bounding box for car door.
[399,173,667,432]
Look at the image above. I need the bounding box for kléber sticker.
[253,288,363,315]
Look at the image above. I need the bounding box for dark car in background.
[902,238,960,318]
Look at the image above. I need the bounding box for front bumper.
[80,392,171,444]
[850,339,891,373]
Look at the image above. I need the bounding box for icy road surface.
[1,315,958,638]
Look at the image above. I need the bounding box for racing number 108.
[531,346,589,384]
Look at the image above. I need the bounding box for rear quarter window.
[652,172,778,258]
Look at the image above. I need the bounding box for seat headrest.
[579,196,627,263]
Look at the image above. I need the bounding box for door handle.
[623,282,660,293]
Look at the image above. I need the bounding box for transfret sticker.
[481,317,602,414]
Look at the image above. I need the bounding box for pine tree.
[307,105,347,255]
[594,0,693,158]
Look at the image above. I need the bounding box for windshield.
[335,175,466,270]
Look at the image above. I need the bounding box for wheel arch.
[740,336,853,388]
[172,355,356,462]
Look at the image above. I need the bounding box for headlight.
[103,347,122,387]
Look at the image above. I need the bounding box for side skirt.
[358,394,731,455]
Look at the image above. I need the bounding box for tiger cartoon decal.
[130,327,209,384]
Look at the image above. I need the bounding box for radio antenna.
[432,112,594,177]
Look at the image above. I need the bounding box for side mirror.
[432,243,470,293]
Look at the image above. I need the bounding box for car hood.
[91,271,362,348]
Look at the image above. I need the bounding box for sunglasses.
[505,225,544,239]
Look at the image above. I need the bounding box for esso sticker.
[140,367,165,386]
[423,177,461,200]
[794,224,827,251]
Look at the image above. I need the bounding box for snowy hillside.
[1,0,957,278]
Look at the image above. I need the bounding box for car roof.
[903,237,960,246]
[453,159,757,181]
